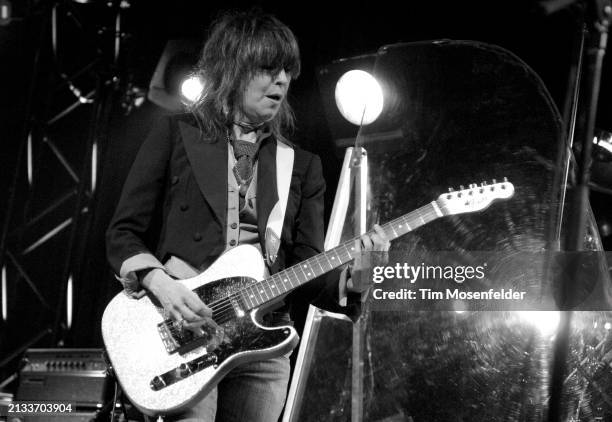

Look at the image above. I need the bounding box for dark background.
[0,0,611,387]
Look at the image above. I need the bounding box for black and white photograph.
[1,1,612,421]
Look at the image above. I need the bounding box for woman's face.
[239,69,291,124]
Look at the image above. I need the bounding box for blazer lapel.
[257,137,278,250]
[179,120,227,226]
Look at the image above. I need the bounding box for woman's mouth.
[266,94,282,102]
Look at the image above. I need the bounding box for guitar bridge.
[150,353,218,391]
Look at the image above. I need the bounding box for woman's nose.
[274,69,290,86]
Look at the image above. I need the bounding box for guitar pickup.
[157,320,215,355]
[150,353,218,391]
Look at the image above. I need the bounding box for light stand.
[547,1,612,421]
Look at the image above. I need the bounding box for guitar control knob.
[179,363,191,377]
[151,376,166,391]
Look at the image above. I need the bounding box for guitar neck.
[238,201,443,311]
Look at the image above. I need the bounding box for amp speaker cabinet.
[6,411,98,422]
[15,349,111,408]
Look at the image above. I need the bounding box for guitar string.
[165,207,442,332]
[167,234,366,328]
[177,206,442,326]
[164,206,443,330]
[220,206,438,309]
[166,185,508,331]
[204,182,505,317]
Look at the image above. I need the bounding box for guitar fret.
[418,210,426,224]
[322,252,334,271]
[263,279,277,298]
[258,283,270,301]
[389,225,399,238]
[247,284,262,307]
[403,219,411,231]
[268,275,279,294]
[240,288,254,308]
[276,274,288,293]
[313,256,325,275]
[342,241,356,262]
[300,263,311,279]
[308,258,322,277]
[280,273,291,291]
[290,266,303,285]
[267,278,278,295]
[330,249,341,265]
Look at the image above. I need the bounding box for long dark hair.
[190,9,301,141]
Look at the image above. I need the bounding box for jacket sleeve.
[285,154,362,321]
[105,115,173,296]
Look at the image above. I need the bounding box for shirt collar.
[228,124,272,145]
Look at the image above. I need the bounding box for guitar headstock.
[436,178,515,216]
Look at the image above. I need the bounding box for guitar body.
[101,245,298,417]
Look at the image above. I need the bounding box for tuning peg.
[503,177,508,182]
[459,185,465,190]
[492,178,497,184]
[481,181,487,186]
[448,187,454,192]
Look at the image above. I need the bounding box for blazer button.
[180,204,189,211]
[230,222,237,229]
[229,239,237,246]
[193,232,202,241]
[171,176,179,185]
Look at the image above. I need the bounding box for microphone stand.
[547,1,611,421]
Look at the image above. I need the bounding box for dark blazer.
[106,113,358,319]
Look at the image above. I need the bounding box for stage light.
[148,39,200,112]
[180,75,204,105]
[335,70,383,126]
[518,311,560,336]
[0,0,11,26]
[605,322,611,330]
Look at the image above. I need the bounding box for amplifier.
[15,348,111,408]
[6,410,98,422]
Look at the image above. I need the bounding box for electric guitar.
[101,179,514,416]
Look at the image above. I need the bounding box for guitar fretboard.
[237,201,443,311]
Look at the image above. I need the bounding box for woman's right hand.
[141,268,217,332]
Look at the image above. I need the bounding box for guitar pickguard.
[150,276,294,391]
[197,276,292,362]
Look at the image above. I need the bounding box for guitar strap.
[265,139,294,266]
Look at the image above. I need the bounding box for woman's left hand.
[346,224,390,293]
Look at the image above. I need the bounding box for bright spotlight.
[518,311,560,336]
[334,70,383,126]
[180,75,204,105]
